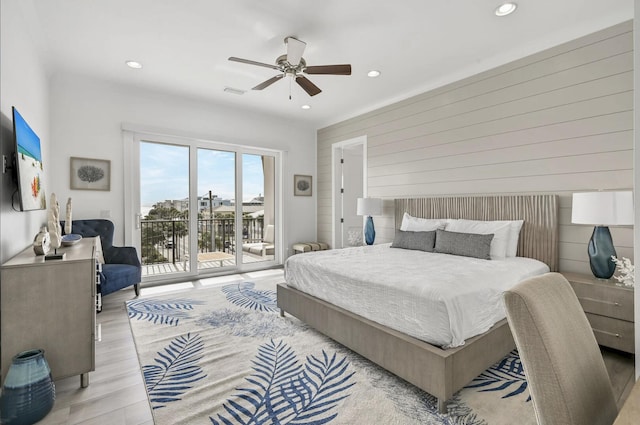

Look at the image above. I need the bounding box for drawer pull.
[593,328,621,338]
[578,296,624,308]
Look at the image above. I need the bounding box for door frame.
[122,125,283,284]
[331,136,367,250]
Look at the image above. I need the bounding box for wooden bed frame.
[277,194,558,413]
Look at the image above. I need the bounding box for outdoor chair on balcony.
[242,224,275,257]
[62,219,141,297]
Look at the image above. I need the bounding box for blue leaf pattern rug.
[127,277,535,424]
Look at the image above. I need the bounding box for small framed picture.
[294,174,312,196]
[70,157,111,191]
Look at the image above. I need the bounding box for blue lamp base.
[364,216,376,245]
[588,226,616,279]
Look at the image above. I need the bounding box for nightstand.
[562,272,635,353]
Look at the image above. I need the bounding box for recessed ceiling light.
[301,105,311,110]
[125,60,143,69]
[367,70,381,78]
[495,2,517,16]
[224,87,246,95]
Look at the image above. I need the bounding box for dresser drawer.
[585,313,635,353]
[569,281,634,321]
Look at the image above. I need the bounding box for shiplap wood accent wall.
[316,21,633,275]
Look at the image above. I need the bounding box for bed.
[277,194,558,413]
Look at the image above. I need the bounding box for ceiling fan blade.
[285,36,306,66]
[296,75,322,96]
[228,57,280,71]
[304,64,352,75]
[252,74,284,90]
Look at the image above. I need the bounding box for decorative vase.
[0,349,56,425]
[588,226,616,279]
[364,216,376,245]
[32,226,51,256]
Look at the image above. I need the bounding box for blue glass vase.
[0,349,56,425]
[364,216,376,245]
[588,226,617,279]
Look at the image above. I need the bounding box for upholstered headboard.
[394,195,559,271]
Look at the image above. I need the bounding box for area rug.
[126,277,536,425]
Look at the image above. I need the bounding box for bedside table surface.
[562,272,633,291]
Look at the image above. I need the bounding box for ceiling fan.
[228,36,351,97]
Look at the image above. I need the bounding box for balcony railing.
[141,217,265,266]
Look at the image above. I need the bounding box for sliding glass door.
[139,142,190,277]
[196,147,236,272]
[241,154,276,264]
[125,132,281,283]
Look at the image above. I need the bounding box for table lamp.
[357,197,382,245]
[571,191,633,279]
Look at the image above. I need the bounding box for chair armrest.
[104,246,141,267]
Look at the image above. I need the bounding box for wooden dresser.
[1,237,99,387]
[562,272,635,353]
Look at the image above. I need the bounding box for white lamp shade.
[571,191,634,225]
[357,197,382,216]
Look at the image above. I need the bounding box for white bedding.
[284,244,549,348]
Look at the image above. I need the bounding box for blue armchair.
[62,219,141,297]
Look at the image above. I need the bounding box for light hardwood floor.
[36,269,635,424]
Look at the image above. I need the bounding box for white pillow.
[506,220,524,257]
[445,219,512,259]
[400,212,448,232]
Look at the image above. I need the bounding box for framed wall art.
[70,157,111,191]
[294,174,312,196]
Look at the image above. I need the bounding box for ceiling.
[23,0,633,128]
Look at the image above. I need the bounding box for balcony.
[140,217,270,277]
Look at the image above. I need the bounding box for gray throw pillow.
[434,229,494,260]
[391,230,436,252]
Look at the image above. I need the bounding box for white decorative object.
[47,193,62,251]
[32,226,51,255]
[347,229,363,247]
[611,255,634,288]
[65,198,72,234]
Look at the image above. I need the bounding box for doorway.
[332,136,366,249]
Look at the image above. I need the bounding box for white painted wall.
[48,73,317,255]
[0,0,51,263]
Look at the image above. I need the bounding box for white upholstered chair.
[503,272,618,425]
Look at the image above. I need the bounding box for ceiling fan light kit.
[228,36,351,98]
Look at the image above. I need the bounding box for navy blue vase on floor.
[0,349,55,425]
[588,226,617,279]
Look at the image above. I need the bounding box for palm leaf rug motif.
[127,298,205,326]
[143,332,207,409]
[211,339,355,425]
[197,282,303,338]
[221,281,278,312]
[464,350,530,400]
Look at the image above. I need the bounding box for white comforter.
[284,244,549,348]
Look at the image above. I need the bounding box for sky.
[140,142,265,207]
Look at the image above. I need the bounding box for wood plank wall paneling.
[316,21,633,276]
